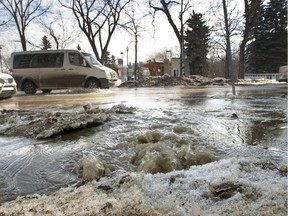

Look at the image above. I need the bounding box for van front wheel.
[22,80,37,95]
[85,79,100,89]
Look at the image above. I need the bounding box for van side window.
[14,54,34,69]
[13,53,64,68]
[55,53,64,67]
[30,55,38,68]
[69,52,86,67]
[38,53,64,68]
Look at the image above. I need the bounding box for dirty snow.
[0,157,286,216]
[0,104,136,139]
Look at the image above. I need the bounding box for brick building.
[144,58,182,77]
[144,59,164,76]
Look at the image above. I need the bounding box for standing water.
[0,84,287,215]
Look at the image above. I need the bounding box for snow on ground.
[0,157,286,216]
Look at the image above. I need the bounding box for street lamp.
[0,45,2,73]
[126,46,129,80]
[120,52,124,77]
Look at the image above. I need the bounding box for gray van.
[10,50,118,94]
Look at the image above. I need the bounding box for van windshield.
[82,52,102,66]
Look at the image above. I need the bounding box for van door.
[67,51,90,87]
[12,54,40,88]
[38,52,69,88]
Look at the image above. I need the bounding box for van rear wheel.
[85,78,100,89]
[22,80,37,95]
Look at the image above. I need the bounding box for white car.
[277,65,287,82]
[0,72,17,99]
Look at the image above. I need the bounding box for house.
[144,59,164,76]
[144,58,182,77]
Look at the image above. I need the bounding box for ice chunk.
[131,142,182,173]
[81,153,105,181]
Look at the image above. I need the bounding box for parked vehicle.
[0,72,17,99]
[10,50,118,94]
[277,65,287,82]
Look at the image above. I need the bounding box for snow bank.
[0,157,286,216]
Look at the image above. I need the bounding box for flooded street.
[0,84,287,215]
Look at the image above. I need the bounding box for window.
[82,52,101,66]
[13,53,64,69]
[69,52,86,67]
[38,53,64,68]
[13,54,34,69]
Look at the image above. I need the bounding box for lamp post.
[126,46,129,80]
[0,45,2,73]
[120,52,124,77]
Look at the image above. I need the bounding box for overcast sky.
[0,0,181,64]
[0,0,244,65]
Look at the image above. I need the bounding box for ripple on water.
[0,85,287,204]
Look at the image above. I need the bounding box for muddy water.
[0,84,287,203]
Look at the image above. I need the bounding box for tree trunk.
[238,41,246,79]
[20,33,27,51]
[223,0,236,95]
[134,32,138,80]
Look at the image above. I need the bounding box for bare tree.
[148,0,196,75]
[123,5,149,80]
[222,0,232,80]
[221,0,243,94]
[149,0,181,45]
[238,0,262,79]
[0,6,10,28]
[209,2,242,63]
[0,0,50,51]
[148,46,178,61]
[40,10,81,50]
[126,10,140,80]
[59,0,133,63]
[149,0,195,46]
[208,0,242,94]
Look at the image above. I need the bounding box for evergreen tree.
[184,11,210,76]
[103,51,118,72]
[41,35,52,50]
[247,0,287,73]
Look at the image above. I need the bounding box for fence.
[244,73,278,80]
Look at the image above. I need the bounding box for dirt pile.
[118,75,228,88]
